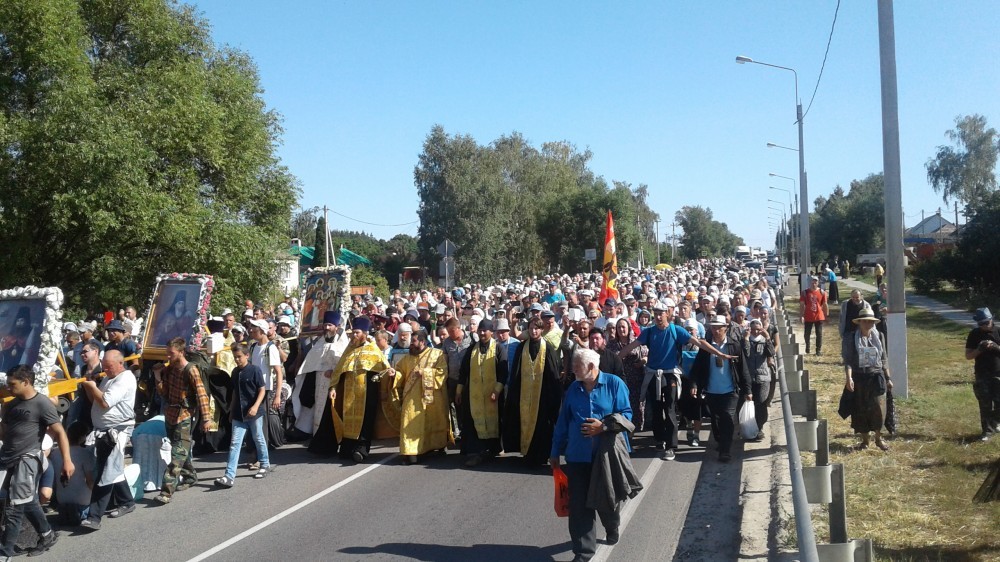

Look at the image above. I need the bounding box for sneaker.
[108,504,135,518]
[79,518,101,531]
[661,449,676,461]
[689,436,701,448]
[686,430,695,443]
[254,468,268,479]
[27,530,58,557]
[154,493,172,504]
[980,433,993,442]
[352,450,365,463]
[176,476,197,491]
[214,476,235,488]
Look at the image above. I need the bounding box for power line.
[328,209,419,228]
[802,0,840,120]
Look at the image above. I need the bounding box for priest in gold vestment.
[392,330,451,464]
[457,319,506,467]
[325,316,393,462]
[502,317,562,466]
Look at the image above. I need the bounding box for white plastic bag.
[739,400,757,440]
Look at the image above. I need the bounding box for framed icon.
[140,273,214,360]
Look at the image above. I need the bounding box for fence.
[772,281,874,562]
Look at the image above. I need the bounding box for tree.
[812,174,885,264]
[414,125,660,282]
[350,265,390,301]
[926,114,999,214]
[0,0,299,311]
[674,206,742,259]
[291,206,320,247]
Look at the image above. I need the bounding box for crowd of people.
[0,258,791,561]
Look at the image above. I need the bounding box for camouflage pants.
[161,418,195,496]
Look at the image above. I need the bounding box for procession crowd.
[1,258,794,561]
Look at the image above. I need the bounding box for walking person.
[78,350,137,529]
[550,348,638,562]
[0,366,75,558]
[616,300,733,461]
[152,337,212,504]
[799,276,828,355]
[215,342,270,487]
[966,308,1000,442]
[844,308,891,451]
[690,316,752,462]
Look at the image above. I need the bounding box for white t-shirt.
[91,371,137,429]
[251,341,282,391]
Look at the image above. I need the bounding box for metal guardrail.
[773,281,874,562]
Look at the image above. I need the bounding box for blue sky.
[187,1,1000,251]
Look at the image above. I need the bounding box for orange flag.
[598,210,620,306]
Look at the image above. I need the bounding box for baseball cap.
[249,319,269,332]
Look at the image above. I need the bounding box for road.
[42,429,746,562]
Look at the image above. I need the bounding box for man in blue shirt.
[616,299,734,460]
[550,348,631,562]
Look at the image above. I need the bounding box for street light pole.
[739,55,810,283]
[877,0,909,398]
[769,180,797,267]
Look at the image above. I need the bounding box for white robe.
[292,332,349,435]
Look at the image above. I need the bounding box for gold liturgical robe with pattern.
[331,340,390,441]
[393,347,452,455]
[460,340,504,440]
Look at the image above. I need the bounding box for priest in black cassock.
[502,317,562,466]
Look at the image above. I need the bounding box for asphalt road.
[41,429,745,562]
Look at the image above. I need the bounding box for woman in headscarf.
[606,317,647,431]
[844,308,892,451]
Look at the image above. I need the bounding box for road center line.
[590,456,666,562]
[187,453,399,562]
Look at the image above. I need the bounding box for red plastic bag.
[553,466,570,517]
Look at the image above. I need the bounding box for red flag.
[598,210,620,306]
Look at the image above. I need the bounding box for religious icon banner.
[298,265,351,336]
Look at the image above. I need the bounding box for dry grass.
[783,298,1000,562]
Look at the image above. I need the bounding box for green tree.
[350,265,390,300]
[812,174,885,264]
[292,206,320,247]
[0,0,299,311]
[926,114,999,214]
[674,206,742,259]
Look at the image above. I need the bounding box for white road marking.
[590,455,667,562]
[186,453,399,562]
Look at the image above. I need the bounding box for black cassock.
[501,338,562,464]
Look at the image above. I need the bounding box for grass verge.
[784,297,1000,561]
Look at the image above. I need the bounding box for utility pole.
[670,222,677,261]
[655,220,661,264]
[636,213,644,269]
[877,0,909,398]
[323,206,331,267]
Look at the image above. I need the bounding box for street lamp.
[767,142,798,151]
[769,184,796,267]
[739,55,810,281]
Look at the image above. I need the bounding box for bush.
[909,252,950,293]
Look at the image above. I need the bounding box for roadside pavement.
[838,278,976,327]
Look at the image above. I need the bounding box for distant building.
[904,214,959,260]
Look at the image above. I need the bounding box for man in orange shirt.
[799,276,828,355]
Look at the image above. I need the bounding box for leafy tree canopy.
[414,125,659,283]
[0,0,299,312]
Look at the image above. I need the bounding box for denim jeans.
[226,416,269,480]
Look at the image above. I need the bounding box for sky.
[185,1,1000,251]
